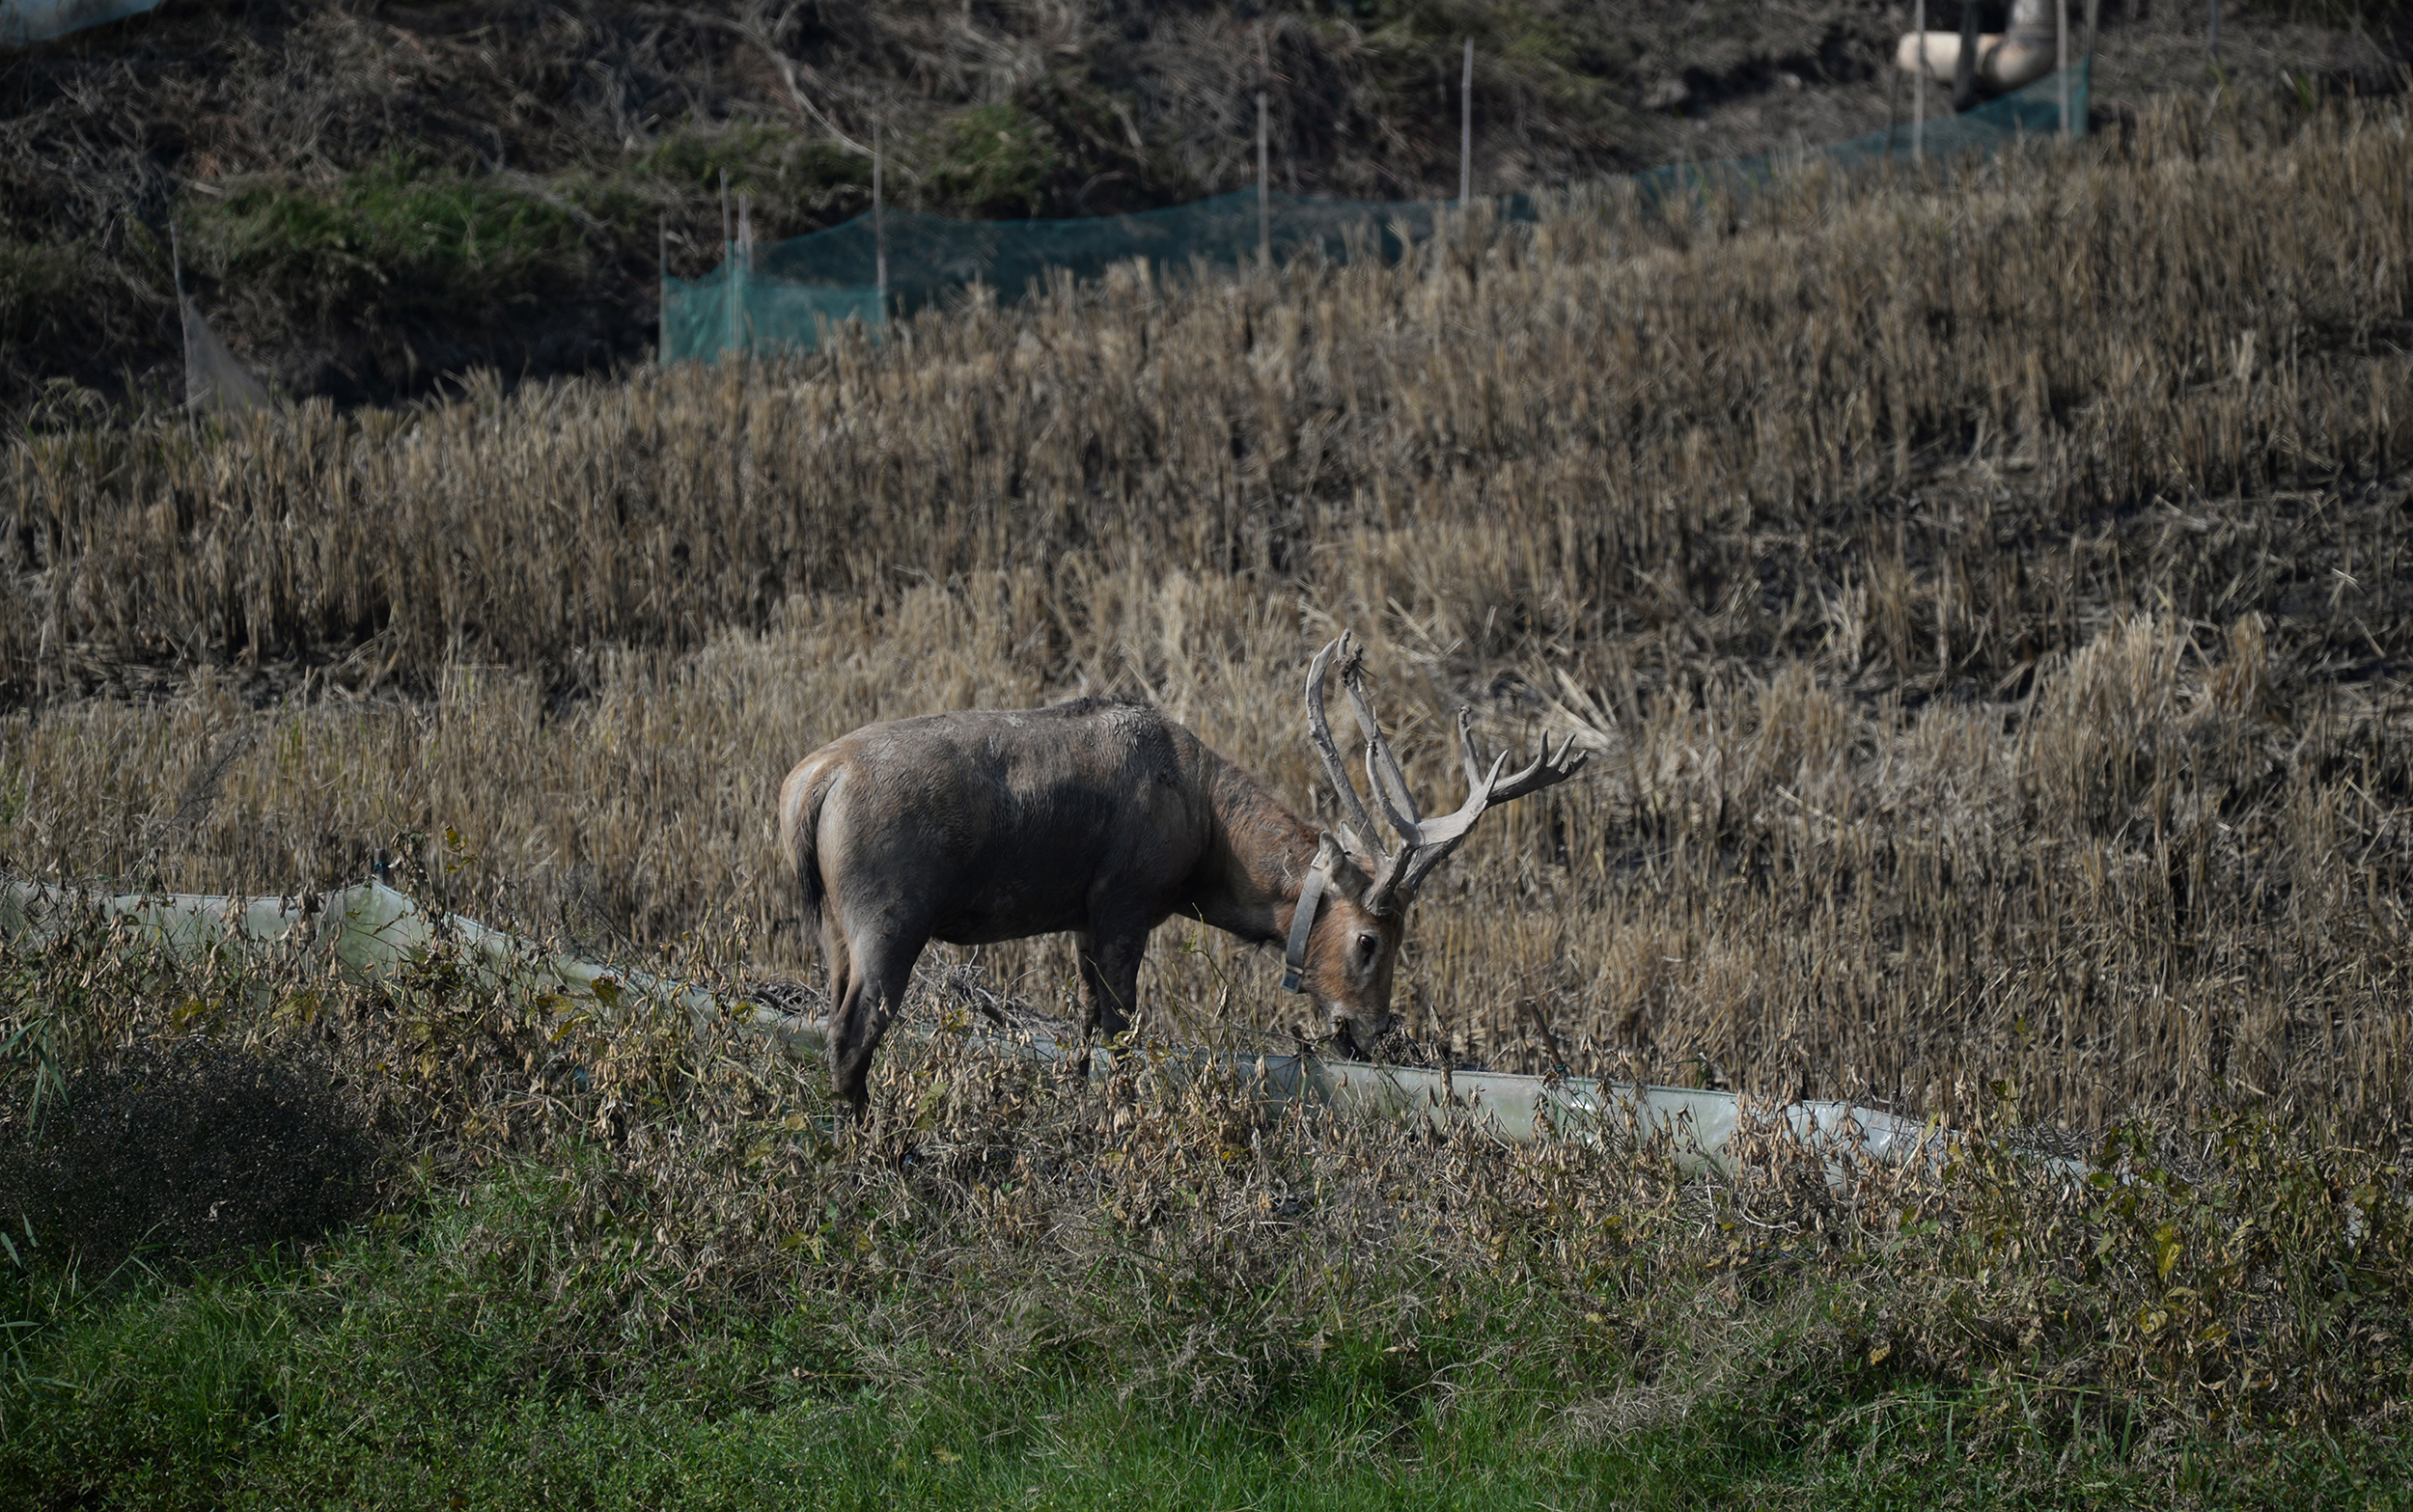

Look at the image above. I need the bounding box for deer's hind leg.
[829,919,926,1118]
[818,915,852,1021]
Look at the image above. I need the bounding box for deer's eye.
[1355,932,1379,961]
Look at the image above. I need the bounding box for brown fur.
[778,697,1398,1112]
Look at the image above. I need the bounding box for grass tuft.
[0,1040,378,1272]
[182,157,598,326]
[926,103,1066,220]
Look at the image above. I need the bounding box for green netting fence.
[662,61,2086,364]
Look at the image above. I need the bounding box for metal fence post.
[2059,0,2070,139]
[1460,38,1474,203]
[1913,0,1927,164]
[874,117,887,324]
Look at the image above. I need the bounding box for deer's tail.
[776,756,840,942]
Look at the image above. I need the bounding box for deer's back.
[787,699,1217,944]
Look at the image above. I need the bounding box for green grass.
[2,923,2409,1510]
[925,103,1065,220]
[5,1162,2410,1511]
[634,123,871,207]
[181,155,609,326]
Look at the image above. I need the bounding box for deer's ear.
[1313,832,1348,874]
[1314,832,1371,899]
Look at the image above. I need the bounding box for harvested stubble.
[1,93,2410,1136]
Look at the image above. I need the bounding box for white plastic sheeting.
[181,297,271,416]
[1,878,1966,1177]
[0,0,162,45]
[1897,0,2062,93]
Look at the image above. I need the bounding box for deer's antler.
[1302,634,1383,869]
[1303,635,1590,915]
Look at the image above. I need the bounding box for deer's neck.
[1185,758,1322,947]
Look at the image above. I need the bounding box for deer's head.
[1287,633,1588,1056]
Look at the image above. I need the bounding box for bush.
[927,104,1062,218]
[0,1042,379,1270]
[182,156,597,328]
[633,123,870,213]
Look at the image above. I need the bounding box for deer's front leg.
[1074,927,1147,1044]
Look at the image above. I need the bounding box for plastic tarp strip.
[182,297,272,416]
[0,0,160,44]
[3,878,2019,1179]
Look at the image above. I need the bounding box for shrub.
[0,1042,378,1270]
[927,104,1063,218]
[181,156,596,327]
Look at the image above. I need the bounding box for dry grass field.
[3,84,2413,1510]
[5,89,2411,1137]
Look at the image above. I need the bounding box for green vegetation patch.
[5,1162,2411,1510]
[926,103,1063,219]
[634,123,871,211]
[181,156,600,325]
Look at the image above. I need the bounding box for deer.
[775,633,1587,1113]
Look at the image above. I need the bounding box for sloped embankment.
[0,0,2397,411]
